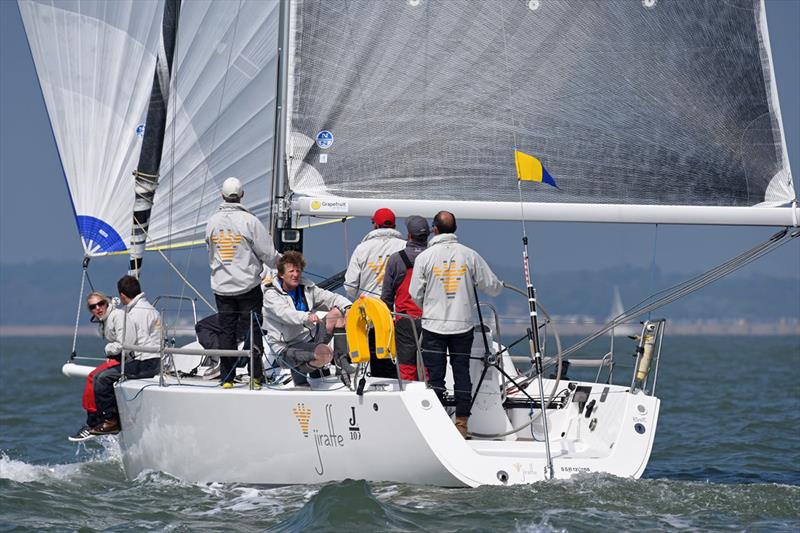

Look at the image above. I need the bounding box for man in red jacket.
[380,215,430,380]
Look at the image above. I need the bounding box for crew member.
[91,275,163,435]
[344,208,405,377]
[381,215,429,381]
[206,176,280,389]
[68,291,125,441]
[409,211,503,438]
[263,251,353,387]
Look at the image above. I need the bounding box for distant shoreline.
[2,321,798,337]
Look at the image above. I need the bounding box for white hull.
[114,376,659,487]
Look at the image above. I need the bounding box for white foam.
[0,451,83,483]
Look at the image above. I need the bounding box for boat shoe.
[68,425,94,442]
[90,418,121,435]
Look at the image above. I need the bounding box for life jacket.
[394,250,422,319]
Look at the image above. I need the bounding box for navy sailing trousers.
[214,284,264,383]
[93,358,160,421]
[421,328,474,417]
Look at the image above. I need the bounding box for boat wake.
[0,438,120,483]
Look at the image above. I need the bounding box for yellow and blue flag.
[514,149,558,188]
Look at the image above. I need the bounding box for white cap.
[221,177,243,200]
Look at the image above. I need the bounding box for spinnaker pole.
[128,0,181,277]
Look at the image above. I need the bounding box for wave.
[0,438,121,483]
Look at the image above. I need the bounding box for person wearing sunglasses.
[69,291,125,441]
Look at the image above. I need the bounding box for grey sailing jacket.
[116,293,162,362]
[262,276,351,356]
[206,202,280,296]
[344,228,406,298]
[409,233,503,335]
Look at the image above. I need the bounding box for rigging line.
[168,4,181,317]
[70,263,89,359]
[561,228,798,358]
[646,224,659,321]
[177,0,244,312]
[133,214,216,312]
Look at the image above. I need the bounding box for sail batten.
[285,0,795,224]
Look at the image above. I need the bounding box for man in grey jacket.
[206,177,281,388]
[91,275,163,435]
[263,251,352,386]
[409,211,503,438]
[344,208,406,299]
[345,208,405,377]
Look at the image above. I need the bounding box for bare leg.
[324,307,346,333]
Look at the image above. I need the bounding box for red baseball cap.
[371,208,396,228]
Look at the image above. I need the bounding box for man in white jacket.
[344,208,405,377]
[91,275,163,435]
[409,211,504,438]
[206,177,281,388]
[263,251,352,386]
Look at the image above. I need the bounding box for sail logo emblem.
[308,199,348,213]
[432,261,467,299]
[136,123,145,138]
[315,130,334,149]
[210,229,242,265]
[366,256,390,286]
[293,403,312,437]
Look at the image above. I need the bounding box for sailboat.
[19,0,797,486]
[608,287,639,338]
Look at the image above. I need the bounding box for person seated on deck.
[90,275,163,435]
[263,251,353,387]
[69,291,126,441]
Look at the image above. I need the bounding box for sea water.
[1,335,798,532]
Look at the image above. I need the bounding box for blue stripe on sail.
[76,215,127,253]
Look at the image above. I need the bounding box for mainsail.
[19,0,165,255]
[285,0,796,225]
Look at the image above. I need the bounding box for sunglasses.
[88,301,107,311]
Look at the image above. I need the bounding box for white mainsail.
[18,0,165,255]
[285,0,796,226]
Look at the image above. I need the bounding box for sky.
[1,0,798,284]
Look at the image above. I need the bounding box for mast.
[128,0,182,277]
[270,0,302,253]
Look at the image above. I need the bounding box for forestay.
[19,0,164,255]
[286,0,796,225]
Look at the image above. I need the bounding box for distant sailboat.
[607,287,640,338]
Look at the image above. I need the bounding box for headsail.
[144,0,282,250]
[286,0,795,225]
[19,0,165,255]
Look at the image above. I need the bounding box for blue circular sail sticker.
[136,124,145,138]
[316,130,334,149]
